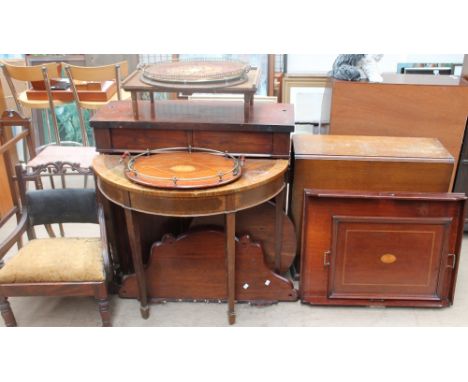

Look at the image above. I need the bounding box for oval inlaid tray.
[140,59,250,89]
[125,147,243,189]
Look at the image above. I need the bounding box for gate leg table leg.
[124,209,149,319]
[225,212,236,325]
[275,188,285,273]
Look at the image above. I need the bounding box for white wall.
[287,54,464,74]
[290,87,325,123]
[287,54,465,124]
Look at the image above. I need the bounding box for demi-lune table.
[92,154,288,324]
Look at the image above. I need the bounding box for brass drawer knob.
[380,254,397,264]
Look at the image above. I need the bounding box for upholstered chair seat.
[0,238,105,284]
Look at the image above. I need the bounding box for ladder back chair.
[0,162,112,327]
[64,61,130,146]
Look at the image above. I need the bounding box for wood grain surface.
[119,229,297,302]
[291,134,455,266]
[91,100,294,131]
[324,74,468,188]
[126,151,241,189]
[300,190,466,307]
[190,201,296,273]
[91,101,294,157]
[93,154,288,216]
[293,134,454,161]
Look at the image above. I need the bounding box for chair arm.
[0,212,28,260]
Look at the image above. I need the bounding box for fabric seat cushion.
[0,238,104,283]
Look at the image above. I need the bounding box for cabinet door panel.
[328,216,452,300]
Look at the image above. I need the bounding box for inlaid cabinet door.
[327,216,453,301]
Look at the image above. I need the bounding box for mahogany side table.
[92,154,288,324]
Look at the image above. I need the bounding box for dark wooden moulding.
[90,100,294,158]
[300,190,466,308]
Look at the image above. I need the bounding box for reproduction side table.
[122,68,261,121]
[92,154,288,324]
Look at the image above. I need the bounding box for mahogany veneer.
[323,73,468,187]
[93,155,289,324]
[120,229,297,303]
[190,201,297,274]
[90,100,294,158]
[300,190,466,307]
[291,134,454,263]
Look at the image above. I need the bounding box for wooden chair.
[0,61,75,147]
[1,110,96,238]
[64,61,130,146]
[0,61,97,190]
[0,162,111,327]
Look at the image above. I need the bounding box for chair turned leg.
[96,298,111,327]
[0,297,17,327]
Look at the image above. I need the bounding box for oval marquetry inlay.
[380,254,397,264]
[170,165,196,172]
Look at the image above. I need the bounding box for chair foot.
[96,298,111,327]
[0,297,17,327]
[140,305,150,319]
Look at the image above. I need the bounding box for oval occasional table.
[92,154,288,324]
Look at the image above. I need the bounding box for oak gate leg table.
[92,154,288,324]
